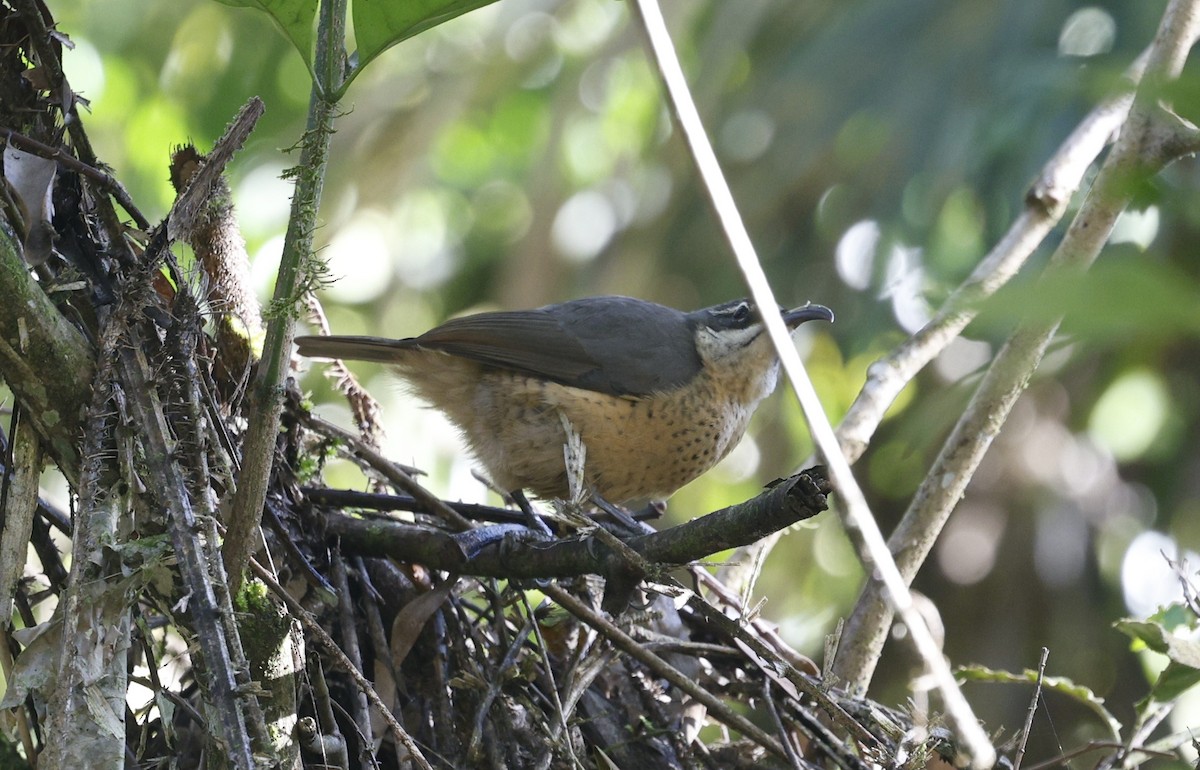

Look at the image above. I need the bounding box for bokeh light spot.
[1058,7,1116,58]
[324,211,395,303]
[937,504,1005,585]
[1088,369,1170,462]
[61,37,105,103]
[552,189,616,262]
[1110,206,1160,250]
[1121,531,1195,617]
[236,163,294,239]
[835,219,879,291]
[719,109,775,163]
[883,244,931,332]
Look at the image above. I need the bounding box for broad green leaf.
[1143,661,1200,706]
[213,0,318,68]
[352,0,501,73]
[1117,618,1174,653]
[1116,615,1200,668]
[957,663,1122,740]
[1116,611,1200,711]
[974,257,1200,341]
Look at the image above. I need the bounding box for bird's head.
[688,298,834,366]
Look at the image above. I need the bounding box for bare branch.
[835,81,1138,466]
[325,467,830,579]
[831,0,1200,695]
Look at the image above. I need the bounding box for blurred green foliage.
[49,0,1200,753]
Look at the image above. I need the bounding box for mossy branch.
[0,225,91,481]
[223,0,348,592]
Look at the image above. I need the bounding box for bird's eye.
[732,303,751,323]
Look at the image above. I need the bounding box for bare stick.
[298,410,473,530]
[763,678,806,770]
[625,0,996,764]
[1014,648,1050,770]
[831,0,1200,695]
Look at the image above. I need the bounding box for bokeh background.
[44,0,1200,758]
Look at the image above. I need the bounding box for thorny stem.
[223,0,347,590]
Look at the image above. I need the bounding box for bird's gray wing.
[417,298,701,396]
[415,309,605,388]
[549,297,700,394]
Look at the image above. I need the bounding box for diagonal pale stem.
[626,0,996,765]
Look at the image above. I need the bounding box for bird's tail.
[294,335,418,364]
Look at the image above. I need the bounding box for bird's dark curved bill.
[782,304,835,326]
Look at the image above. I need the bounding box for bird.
[295,296,833,508]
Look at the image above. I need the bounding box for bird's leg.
[636,501,667,521]
[589,493,652,535]
[510,489,554,537]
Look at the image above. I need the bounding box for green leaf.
[1116,618,1174,653]
[1116,615,1200,668]
[1144,661,1200,705]
[957,663,1122,740]
[1116,610,1200,711]
[352,0,501,73]
[211,0,504,90]
[974,256,1200,342]
[1149,603,1196,632]
[213,0,319,68]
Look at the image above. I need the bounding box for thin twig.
[1014,648,1050,770]
[1022,741,1182,770]
[681,576,880,762]
[520,591,586,770]
[543,582,791,761]
[0,128,149,231]
[467,610,535,760]
[303,293,384,448]
[330,554,373,754]
[763,679,807,770]
[298,411,472,530]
